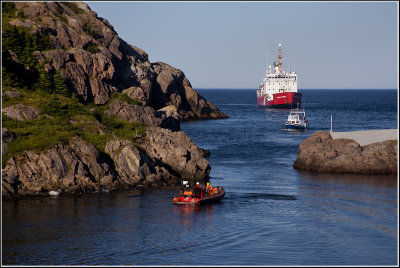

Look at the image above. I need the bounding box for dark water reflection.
[297,170,398,188]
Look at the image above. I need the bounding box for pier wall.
[330,129,398,146]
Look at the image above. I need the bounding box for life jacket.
[184,191,193,196]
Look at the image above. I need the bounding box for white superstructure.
[257,44,298,101]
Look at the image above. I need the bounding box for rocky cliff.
[293,131,398,175]
[1,2,227,199]
[4,1,227,119]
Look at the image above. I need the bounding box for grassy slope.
[1,2,145,167]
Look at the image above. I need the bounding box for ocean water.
[2,89,398,266]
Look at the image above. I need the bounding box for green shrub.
[16,11,26,19]
[2,2,16,16]
[82,23,102,40]
[2,115,75,166]
[102,115,146,144]
[55,12,68,25]
[84,41,100,54]
[110,92,140,106]
[62,2,83,14]
[2,88,147,166]
[2,24,53,90]
[53,72,70,97]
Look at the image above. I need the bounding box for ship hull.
[257,92,302,108]
[284,124,306,130]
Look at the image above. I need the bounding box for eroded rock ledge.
[293,131,398,175]
[2,127,211,199]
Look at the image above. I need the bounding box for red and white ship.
[257,44,302,108]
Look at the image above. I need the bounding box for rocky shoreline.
[293,131,398,175]
[1,2,228,200]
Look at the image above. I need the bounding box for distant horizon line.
[194,88,398,91]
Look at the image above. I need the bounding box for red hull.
[257,92,302,108]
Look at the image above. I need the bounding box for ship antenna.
[278,43,282,73]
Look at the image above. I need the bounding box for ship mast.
[278,43,282,73]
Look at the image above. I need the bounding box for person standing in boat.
[193,182,202,198]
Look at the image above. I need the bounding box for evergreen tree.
[54,72,70,97]
[2,2,16,15]
[37,67,54,93]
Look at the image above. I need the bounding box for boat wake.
[227,192,296,201]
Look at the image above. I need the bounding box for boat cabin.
[284,108,307,130]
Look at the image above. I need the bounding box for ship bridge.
[261,44,298,94]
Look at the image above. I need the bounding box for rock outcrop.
[3,104,40,121]
[293,131,398,174]
[141,126,211,181]
[2,89,21,98]
[105,139,176,187]
[104,100,161,126]
[2,131,210,198]
[151,62,228,120]
[2,138,115,197]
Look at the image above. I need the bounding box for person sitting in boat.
[193,182,202,198]
[201,184,207,197]
[206,182,213,195]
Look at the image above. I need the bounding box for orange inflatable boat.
[173,185,225,205]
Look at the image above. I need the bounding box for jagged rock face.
[2,138,116,197]
[151,62,228,120]
[293,131,398,174]
[104,100,162,126]
[122,86,148,106]
[105,139,177,188]
[104,100,180,131]
[1,134,206,198]
[141,126,211,181]
[9,1,228,120]
[155,105,180,131]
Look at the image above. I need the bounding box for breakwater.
[331,129,398,146]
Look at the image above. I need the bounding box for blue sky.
[86,1,398,89]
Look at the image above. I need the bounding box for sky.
[86,1,398,90]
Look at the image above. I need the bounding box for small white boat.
[284,106,307,130]
[49,190,62,196]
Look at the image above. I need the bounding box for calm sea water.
[2,89,398,266]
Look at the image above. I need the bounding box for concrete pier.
[330,129,398,146]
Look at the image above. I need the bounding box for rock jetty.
[293,131,398,175]
[1,2,228,199]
